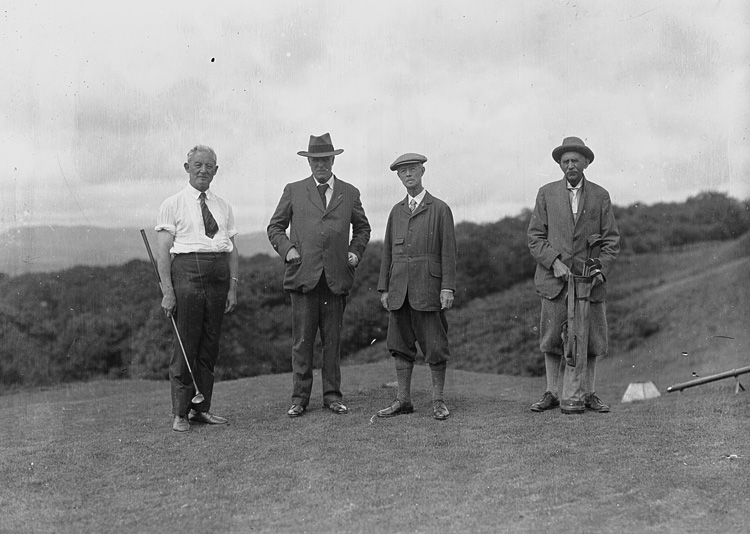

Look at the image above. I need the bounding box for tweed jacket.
[268,175,370,295]
[527,176,620,302]
[378,191,457,311]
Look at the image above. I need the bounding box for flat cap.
[389,152,427,171]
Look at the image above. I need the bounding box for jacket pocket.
[428,261,442,278]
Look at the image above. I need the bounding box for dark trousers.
[170,253,230,416]
[289,272,345,406]
[387,297,451,365]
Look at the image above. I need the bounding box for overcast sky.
[3,0,749,241]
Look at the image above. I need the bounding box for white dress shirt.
[408,189,427,211]
[155,184,237,254]
[567,179,583,218]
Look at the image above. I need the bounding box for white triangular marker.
[621,382,661,403]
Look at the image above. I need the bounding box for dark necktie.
[317,182,329,209]
[199,192,219,238]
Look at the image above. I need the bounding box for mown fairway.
[2,359,749,534]
[3,236,749,533]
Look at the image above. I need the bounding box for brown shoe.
[188,410,228,425]
[531,391,560,412]
[433,400,450,420]
[172,415,190,432]
[560,399,585,414]
[584,393,610,413]
[287,404,306,418]
[377,399,414,418]
[323,400,348,414]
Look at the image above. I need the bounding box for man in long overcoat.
[268,133,370,417]
[377,153,457,420]
[527,136,620,414]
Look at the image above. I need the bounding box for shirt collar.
[408,189,427,206]
[315,175,335,190]
[186,184,211,199]
[566,177,584,192]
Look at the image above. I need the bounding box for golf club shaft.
[140,229,203,399]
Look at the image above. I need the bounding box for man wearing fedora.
[377,153,457,421]
[268,133,370,417]
[527,136,620,414]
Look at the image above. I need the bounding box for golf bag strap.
[564,272,576,366]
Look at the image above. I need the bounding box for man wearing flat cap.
[377,153,457,421]
[268,133,370,418]
[527,136,620,414]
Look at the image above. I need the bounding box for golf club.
[583,234,603,277]
[140,229,205,405]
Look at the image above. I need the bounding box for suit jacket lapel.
[556,178,576,229]
[306,176,326,213]
[574,178,588,228]
[412,193,430,216]
[327,188,344,213]
[400,196,412,216]
[402,192,431,217]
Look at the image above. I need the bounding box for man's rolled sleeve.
[155,201,176,236]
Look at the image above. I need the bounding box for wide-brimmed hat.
[297,133,344,158]
[552,136,594,164]
[389,152,427,171]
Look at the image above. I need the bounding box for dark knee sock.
[429,361,447,402]
[394,356,414,403]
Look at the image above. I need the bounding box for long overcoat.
[267,176,370,295]
[378,192,457,311]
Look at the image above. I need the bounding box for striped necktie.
[199,192,219,238]
[409,199,417,212]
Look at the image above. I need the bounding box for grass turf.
[2,360,749,534]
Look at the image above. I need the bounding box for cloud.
[2,0,748,241]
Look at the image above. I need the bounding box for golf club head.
[587,234,604,249]
[192,393,205,404]
[585,258,602,270]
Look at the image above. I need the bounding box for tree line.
[1,191,748,390]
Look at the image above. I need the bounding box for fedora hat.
[297,133,344,158]
[552,136,594,164]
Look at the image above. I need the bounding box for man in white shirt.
[155,145,239,432]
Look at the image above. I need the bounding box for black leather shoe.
[287,404,306,418]
[188,410,228,425]
[172,415,190,432]
[377,399,414,418]
[530,391,560,412]
[432,400,450,420]
[323,400,348,414]
[584,393,610,413]
[560,399,585,414]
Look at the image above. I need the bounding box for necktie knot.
[409,199,417,212]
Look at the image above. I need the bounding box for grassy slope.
[2,236,749,534]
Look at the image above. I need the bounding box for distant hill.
[0,226,275,276]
